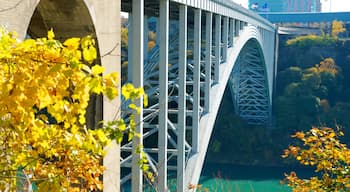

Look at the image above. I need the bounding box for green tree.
[277,67,303,94]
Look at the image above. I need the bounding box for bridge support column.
[158,0,169,191]
[222,16,228,63]
[192,8,201,153]
[97,1,121,191]
[131,0,144,191]
[204,12,212,113]
[156,17,160,45]
[214,14,221,84]
[144,16,149,65]
[177,4,187,192]
[240,20,244,31]
[128,14,133,82]
[229,18,234,47]
[235,19,240,37]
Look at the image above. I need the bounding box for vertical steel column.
[158,0,169,191]
[144,16,149,64]
[222,16,228,63]
[177,5,187,192]
[131,0,144,191]
[193,8,201,153]
[229,18,234,47]
[156,17,160,45]
[204,12,212,113]
[214,14,221,84]
[235,20,240,37]
[128,14,133,82]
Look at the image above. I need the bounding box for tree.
[276,67,303,94]
[332,20,346,38]
[0,28,147,191]
[282,127,350,191]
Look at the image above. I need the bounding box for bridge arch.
[26,0,96,41]
[229,37,271,125]
[185,24,275,187]
[26,0,103,129]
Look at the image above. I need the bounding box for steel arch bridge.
[122,1,277,191]
[0,0,277,191]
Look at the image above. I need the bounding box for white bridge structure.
[0,0,277,191]
[122,0,277,191]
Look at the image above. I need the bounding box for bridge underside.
[229,39,270,125]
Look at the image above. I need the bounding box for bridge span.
[121,1,277,191]
[259,12,350,23]
[0,0,277,191]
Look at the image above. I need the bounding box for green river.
[125,163,313,191]
[198,163,314,192]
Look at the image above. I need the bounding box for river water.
[124,163,313,191]
[199,163,313,192]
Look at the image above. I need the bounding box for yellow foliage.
[148,40,156,52]
[0,28,150,191]
[286,34,337,47]
[282,127,350,191]
[148,31,156,41]
[318,57,339,74]
[47,28,55,40]
[332,20,346,37]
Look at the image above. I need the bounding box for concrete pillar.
[88,1,122,191]
[0,0,39,40]
[0,0,122,191]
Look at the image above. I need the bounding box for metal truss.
[229,41,270,125]
[120,1,276,191]
[121,17,193,190]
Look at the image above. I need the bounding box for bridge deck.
[259,12,350,23]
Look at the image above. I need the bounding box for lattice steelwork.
[229,40,270,125]
[120,14,193,189]
[119,0,276,191]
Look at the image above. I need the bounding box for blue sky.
[233,0,350,12]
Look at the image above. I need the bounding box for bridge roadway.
[0,0,277,191]
[259,12,350,23]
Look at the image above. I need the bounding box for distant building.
[249,0,321,12]
[249,0,283,12]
